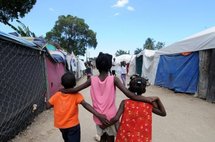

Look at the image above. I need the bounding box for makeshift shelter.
[114,54,135,75]
[42,44,66,98]
[155,26,215,102]
[0,31,46,141]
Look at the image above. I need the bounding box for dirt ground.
[10,72,215,142]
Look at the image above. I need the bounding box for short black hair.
[96,52,112,72]
[61,72,76,89]
[128,75,147,95]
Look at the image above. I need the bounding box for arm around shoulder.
[152,97,166,117]
[114,77,152,103]
[61,78,91,94]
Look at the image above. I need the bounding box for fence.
[0,37,47,141]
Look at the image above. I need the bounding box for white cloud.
[112,0,129,8]
[49,8,55,12]
[127,6,135,11]
[114,13,120,16]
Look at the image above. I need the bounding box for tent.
[115,54,135,65]
[154,26,215,102]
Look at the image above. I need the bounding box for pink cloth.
[90,75,117,125]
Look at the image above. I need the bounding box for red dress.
[116,99,152,142]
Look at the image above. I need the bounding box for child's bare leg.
[106,135,114,142]
[100,133,107,142]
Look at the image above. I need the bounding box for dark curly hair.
[61,72,76,89]
[128,75,147,95]
[96,52,112,73]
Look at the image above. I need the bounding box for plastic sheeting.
[141,50,159,84]
[49,50,66,63]
[0,31,37,48]
[128,56,136,76]
[157,26,215,55]
[155,52,199,94]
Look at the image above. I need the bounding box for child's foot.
[94,134,100,142]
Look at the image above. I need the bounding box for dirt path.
[10,73,215,142]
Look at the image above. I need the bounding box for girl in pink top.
[63,52,153,142]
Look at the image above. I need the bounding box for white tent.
[137,49,159,84]
[115,54,135,65]
[157,26,215,55]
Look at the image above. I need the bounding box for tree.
[115,50,130,57]
[143,38,155,50]
[155,42,165,50]
[0,0,36,30]
[46,15,97,56]
[16,20,36,37]
[134,48,142,55]
[143,38,165,50]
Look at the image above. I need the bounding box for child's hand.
[99,124,107,130]
[150,96,159,102]
[97,114,110,127]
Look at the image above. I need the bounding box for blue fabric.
[51,54,66,63]
[0,31,37,48]
[155,52,199,94]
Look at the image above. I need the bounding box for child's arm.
[100,100,125,129]
[114,76,153,103]
[46,101,53,109]
[151,97,167,116]
[80,100,110,126]
[110,100,125,123]
[61,78,91,94]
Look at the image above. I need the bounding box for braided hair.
[128,74,148,95]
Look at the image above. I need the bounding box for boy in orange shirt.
[47,72,109,142]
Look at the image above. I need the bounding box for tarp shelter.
[115,54,135,65]
[114,54,135,75]
[140,50,159,85]
[155,26,215,102]
[155,52,199,94]
[44,44,66,98]
[0,31,46,141]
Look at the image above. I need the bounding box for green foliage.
[115,50,130,57]
[45,15,97,56]
[0,0,36,24]
[143,37,165,50]
[155,41,165,50]
[16,20,36,37]
[143,38,155,50]
[134,48,143,55]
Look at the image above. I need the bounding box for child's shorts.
[96,124,117,136]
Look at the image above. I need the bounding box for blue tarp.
[0,31,37,48]
[155,52,199,94]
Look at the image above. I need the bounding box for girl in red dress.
[111,75,166,142]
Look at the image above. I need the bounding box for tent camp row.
[128,26,215,103]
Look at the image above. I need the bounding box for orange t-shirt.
[49,92,84,128]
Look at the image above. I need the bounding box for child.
[47,72,109,142]
[85,61,93,80]
[120,61,127,86]
[111,58,117,76]
[62,52,153,142]
[109,75,166,142]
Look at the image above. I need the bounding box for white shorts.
[96,125,117,136]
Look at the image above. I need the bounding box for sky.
[0,0,215,58]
